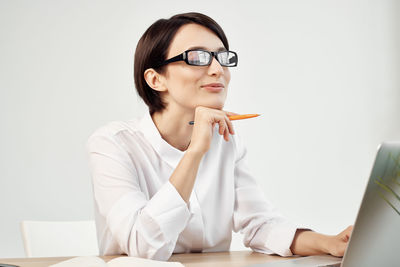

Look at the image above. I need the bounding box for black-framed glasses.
[154,49,238,68]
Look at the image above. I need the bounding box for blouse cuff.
[142,181,191,241]
[251,221,298,257]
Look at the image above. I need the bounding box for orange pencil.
[228,114,260,121]
[188,114,260,125]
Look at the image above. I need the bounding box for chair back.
[21,220,99,257]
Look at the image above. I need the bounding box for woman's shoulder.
[86,118,143,148]
[91,118,140,136]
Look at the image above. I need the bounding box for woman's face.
[160,23,231,111]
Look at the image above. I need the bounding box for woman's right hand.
[187,106,238,155]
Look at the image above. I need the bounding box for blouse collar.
[139,111,185,168]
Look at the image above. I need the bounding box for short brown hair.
[134,12,230,114]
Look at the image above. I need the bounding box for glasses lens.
[187,50,211,66]
[217,51,237,67]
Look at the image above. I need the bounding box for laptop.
[248,141,400,267]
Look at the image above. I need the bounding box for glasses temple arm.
[154,53,185,68]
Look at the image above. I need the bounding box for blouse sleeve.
[232,134,298,256]
[86,131,191,260]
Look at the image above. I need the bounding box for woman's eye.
[188,52,200,62]
[218,53,228,63]
[198,52,209,63]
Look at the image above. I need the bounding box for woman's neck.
[151,107,195,152]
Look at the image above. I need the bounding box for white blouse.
[86,111,298,261]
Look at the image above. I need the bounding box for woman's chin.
[200,96,226,110]
[201,101,225,110]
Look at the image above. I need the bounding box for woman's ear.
[144,68,167,92]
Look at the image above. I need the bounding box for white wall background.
[1,0,399,258]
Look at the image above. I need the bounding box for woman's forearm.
[169,149,204,202]
[290,229,330,256]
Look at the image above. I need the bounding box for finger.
[225,114,235,135]
[224,125,229,141]
[344,226,353,236]
[220,114,230,141]
[217,117,226,136]
[217,116,229,141]
[339,225,353,236]
[340,227,352,242]
[342,234,349,242]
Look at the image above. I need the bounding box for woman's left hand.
[325,225,353,257]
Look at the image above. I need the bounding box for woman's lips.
[201,83,224,92]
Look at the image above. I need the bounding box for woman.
[87,12,352,261]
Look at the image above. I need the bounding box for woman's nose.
[207,57,224,76]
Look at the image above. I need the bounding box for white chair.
[20,220,99,257]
